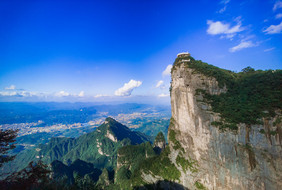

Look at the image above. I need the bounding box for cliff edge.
[168,53,282,189]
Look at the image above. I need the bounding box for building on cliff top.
[177,52,190,58]
[177,52,191,63]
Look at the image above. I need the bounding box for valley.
[0,103,170,153]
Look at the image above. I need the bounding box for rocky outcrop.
[169,57,282,189]
[153,132,166,154]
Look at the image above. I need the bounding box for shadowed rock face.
[169,58,282,190]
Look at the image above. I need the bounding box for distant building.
[177,52,190,58]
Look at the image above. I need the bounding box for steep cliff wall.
[169,58,282,190]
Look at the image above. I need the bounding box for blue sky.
[0,0,281,104]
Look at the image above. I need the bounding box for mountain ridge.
[1,117,152,178]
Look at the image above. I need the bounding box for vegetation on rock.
[173,55,282,130]
[176,152,198,173]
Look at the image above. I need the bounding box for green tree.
[241,66,255,73]
[0,160,51,190]
[0,129,18,167]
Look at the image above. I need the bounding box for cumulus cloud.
[263,21,282,34]
[78,91,85,97]
[55,91,71,97]
[207,20,244,36]
[155,80,165,89]
[0,88,86,99]
[162,65,172,76]
[0,90,37,97]
[276,13,282,19]
[229,41,257,52]
[158,93,169,98]
[114,79,142,96]
[5,85,16,90]
[273,1,282,11]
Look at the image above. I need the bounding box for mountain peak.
[105,117,117,123]
[97,117,151,145]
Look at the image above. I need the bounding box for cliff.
[168,55,282,189]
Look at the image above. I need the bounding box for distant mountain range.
[0,102,170,125]
[1,117,152,178]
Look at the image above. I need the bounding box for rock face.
[169,57,282,189]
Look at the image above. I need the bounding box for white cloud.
[218,6,227,13]
[162,64,172,76]
[0,90,38,97]
[155,80,165,89]
[5,85,16,90]
[94,94,109,98]
[218,0,230,13]
[229,41,257,52]
[54,91,86,97]
[220,33,235,40]
[0,89,86,99]
[114,79,142,96]
[273,1,282,11]
[0,91,17,96]
[158,93,169,98]
[78,91,85,97]
[276,13,282,19]
[264,47,275,52]
[55,91,71,97]
[264,21,282,34]
[207,20,244,36]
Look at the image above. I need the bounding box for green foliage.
[269,130,278,136]
[173,55,236,88]
[241,66,255,73]
[117,142,156,175]
[2,117,151,178]
[176,153,198,173]
[50,159,102,188]
[168,119,184,151]
[116,145,179,188]
[0,129,18,167]
[273,117,281,126]
[136,146,181,183]
[173,56,282,130]
[0,160,51,190]
[154,132,165,143]
[116,166,131,183]
[211,121,238,131]
[194,181,206,190]
[259,129,265,134]
[169,129,181,150]
[97,168,113,187]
